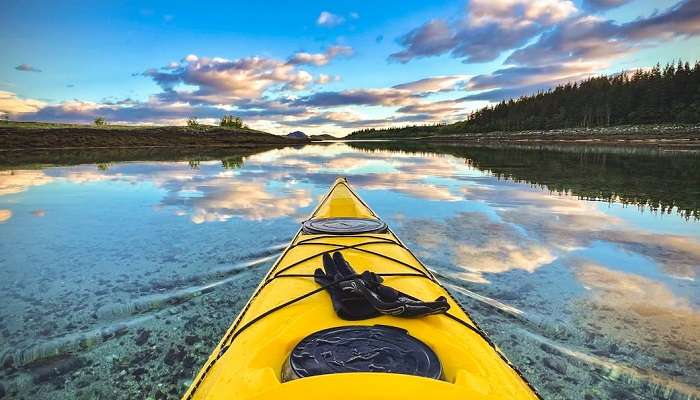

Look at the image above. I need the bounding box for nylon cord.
[185,234,543,400]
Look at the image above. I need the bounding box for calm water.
[0,143,699,399]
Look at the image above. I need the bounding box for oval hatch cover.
[302,218,387,235]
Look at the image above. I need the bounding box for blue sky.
[1,0,698,136]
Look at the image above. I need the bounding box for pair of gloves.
[314,252,450,320]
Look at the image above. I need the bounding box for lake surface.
[0,142,699,399]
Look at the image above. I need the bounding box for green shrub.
[220,115,244,128]
[94,117,106,126]
[187,117,200,128]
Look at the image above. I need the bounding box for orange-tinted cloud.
[0,170,53,196]
[0,209,12,223]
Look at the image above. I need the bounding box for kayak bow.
[183,177,540,400]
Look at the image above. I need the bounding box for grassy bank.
[346,123,700,147]
[0,121,307,150]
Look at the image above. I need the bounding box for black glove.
[314,252,450,320]
[355,270,450,317]
[314,252,380,320]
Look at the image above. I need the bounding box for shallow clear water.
[0,142,698,399]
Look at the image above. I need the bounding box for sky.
[1,0,699,136]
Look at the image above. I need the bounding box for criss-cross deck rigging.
[183,178,540,400]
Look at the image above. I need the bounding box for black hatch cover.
[284,325,442,381]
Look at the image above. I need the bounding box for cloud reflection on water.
[574,260,700,366]
[0,170,53,196]
[172,179,312,223]
[0,209,11,223]
[402,213,558,284]
[1,145,698,280]
[1,143,699,398]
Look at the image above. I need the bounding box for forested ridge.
[347,60,700,138]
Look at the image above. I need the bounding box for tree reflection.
[221,156,244,169]
[349,142,700,219]
[188,159,201,169]
[0,147,276,170]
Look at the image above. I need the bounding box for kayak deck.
[183,178,539,400]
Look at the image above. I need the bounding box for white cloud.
[467,0,577,27]
[142,55,318,104]
[316,74,337,84]
[0,91,46,115]
[287,45,353,66]
[393,75,469,93]
[317,11,345,27]
[390,0,578,63]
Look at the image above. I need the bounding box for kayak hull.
[183,178,539,400]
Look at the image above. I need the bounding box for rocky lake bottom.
[0,142,698,399]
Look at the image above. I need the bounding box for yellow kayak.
[183,178,540,400]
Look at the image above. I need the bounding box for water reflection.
[0,209,11,223]
[0,143,698,399]
[349,141,700,219]
[0,170,53,196]
[574,260,700,390]
[166,179,312,223]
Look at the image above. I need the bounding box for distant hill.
[346,59,700,139]
[0,120,308,150]
[310,134,336,141]
[287,130,308,139]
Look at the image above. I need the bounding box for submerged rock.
[164,346,186,366]
[132,367,147,381]
[101,324,129,341]
[182,355,196,370]
[543,357,568,375]
[134,329,151,346]
[1,354,14,370]
[25,354,87,384]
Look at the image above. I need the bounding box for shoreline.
[345,123,700,147]
[0,122,307,150]
[415,137,700,148]
[2,122,700,150]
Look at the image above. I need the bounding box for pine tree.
[347,59,700,139]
